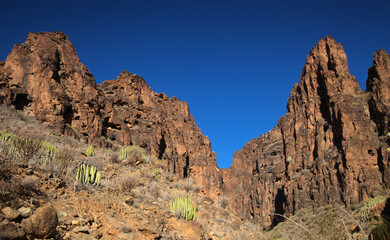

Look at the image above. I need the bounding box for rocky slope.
[0,31,220,191]
[221,36,390,227]
[1,32,389,230]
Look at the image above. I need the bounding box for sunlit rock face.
[0,31,221,192]
[1,32,389,229]
[221,37,390,228]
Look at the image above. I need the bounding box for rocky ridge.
[0,32,389,229]
[0,31,220,193]
[220,37,390,227]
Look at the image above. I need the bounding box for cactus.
[86,146,95,157]
[169,196,198,221]
[75,163,101,186]
[0,131,15,143]
[41,141,58,163]
[119,145,146,161]
[119,147,130,160]
[359,195,387,222]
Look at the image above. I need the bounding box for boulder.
[21,204,58,239]
[0,221,26,240]
[2,207,21,221]
[18,207,33,218]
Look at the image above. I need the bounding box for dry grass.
[109,152,119,164]
[180,177,202,194]
[266,204,381,240]
[0,157,15,180]
[118,171,139,192]
[0,175,41,209]
[218,196,229,209]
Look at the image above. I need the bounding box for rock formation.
[367,49,390,186]
[0,31,103,140]
[98,70,220,188]
[0,31,220,189]
[221,37,390,227]
[1,32,389,229]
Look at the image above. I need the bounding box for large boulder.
[21,204,58,239]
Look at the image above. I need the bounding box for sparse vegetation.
[0,104,388,240]
[218,196,229,209]
[359,195,387,222]
[75,163,101,186]
[181,177,202,193]
[169,196,198,221]
[41,140,58,163]
[118,171,139,192]
[86,146,95,157]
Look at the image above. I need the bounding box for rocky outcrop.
[221,37,390,227]
[0,31,103,140]
[367,49,390,186]
[0,31,220,187]
[99,70,219,181]
[1,32,389,229]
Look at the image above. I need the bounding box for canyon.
[0,31,389,229]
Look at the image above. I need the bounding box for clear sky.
[1,0,389,168]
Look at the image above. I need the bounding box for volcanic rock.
[17,207,33,218]
[0,31,102,140]
[0,32,221,190]
[0,221,26,240]
[367,49,390,186]
[1,32,389,229]
[221,37,390,227]
[2,207,21,222]
[99,70,218,180]
[21,204,58,239]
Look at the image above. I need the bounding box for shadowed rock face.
[0,32,389,228]
[221,37,390,227]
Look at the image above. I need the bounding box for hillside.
[0,32,389,239]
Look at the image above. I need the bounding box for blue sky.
[1,0,389,168]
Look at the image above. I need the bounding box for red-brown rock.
[367,49,390,186]
[21,204,58,239]
[0,31,103,140]
[1,32,389,229]
[221,37,389,228]
[0,31,220,190]
[99,70,219,180]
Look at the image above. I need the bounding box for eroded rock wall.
[0,32,220,187]
[1,32,389,228]
[221,37,390,227]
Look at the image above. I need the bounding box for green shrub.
[359,196,387,222]
[118,145,152,165]
[169,196,197,221]
[13,136,43,163]
[41,141,58,163]
[119,145,145,160]
[86,146,95,157]
[75,163,101,186]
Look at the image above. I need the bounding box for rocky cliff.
[0,31,220,189]
[221,36,390,227]
[1,32,389,229]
